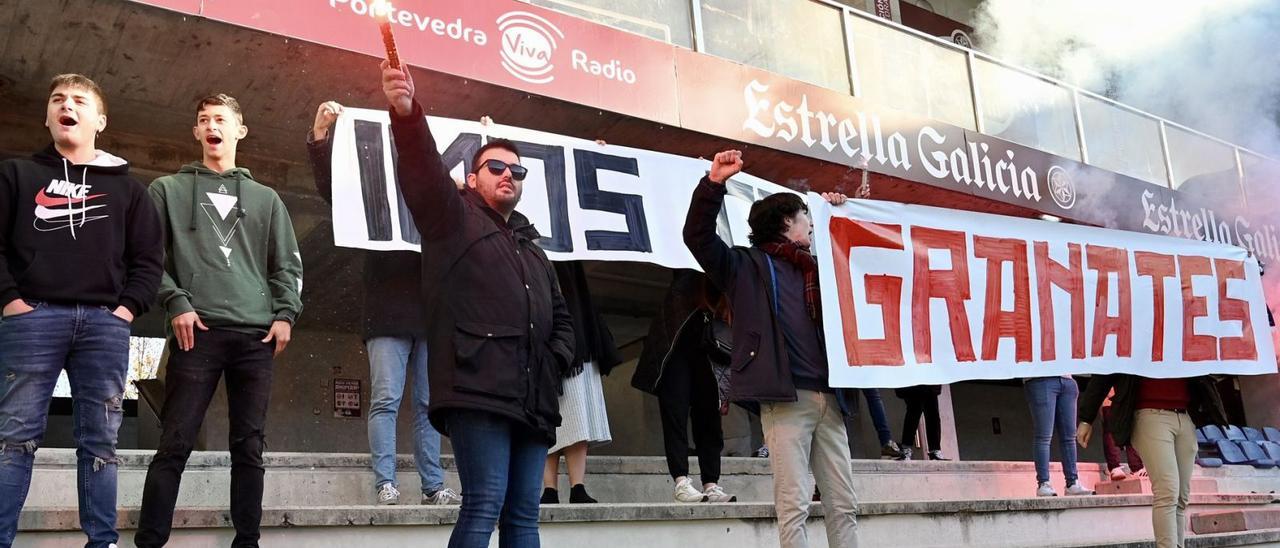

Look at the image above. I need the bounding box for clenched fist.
[708,150,743,184]
[312,101,344,140]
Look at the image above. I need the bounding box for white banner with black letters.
[329,107,793,268]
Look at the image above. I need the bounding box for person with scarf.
[683,149,860,548]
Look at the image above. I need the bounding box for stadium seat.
[1197,428,1214,449]
[1216,440,1273,467]
[1260,441,1280,463]
[1203,425,1227,443]
[1238,440,1277,468]
[1195,457,1224,468]
[1264,427,1280,443]
[1244,427,1266,441]
[1224,425,1248,442]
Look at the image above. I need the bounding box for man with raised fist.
[380,60,575,548]
[683,150,860,548]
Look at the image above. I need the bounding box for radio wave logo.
[497,12,565,85]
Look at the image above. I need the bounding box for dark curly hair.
[747,193,808,246]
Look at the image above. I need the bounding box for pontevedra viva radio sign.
[133,0,681,125]
[810,197,1278,388]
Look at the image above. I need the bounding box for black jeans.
[657,357,723,484]
[136,329,274,548]
[900,391,941,450]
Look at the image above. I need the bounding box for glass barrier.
[1240,152,1279,202]
[972,58,1080,161]
[699,0,852,93]
[524,0,694,48]
[1077,94,1168,185]
[1165,125,1238,192]
[847,14,976,130]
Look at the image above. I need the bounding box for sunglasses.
[475,158,528,181]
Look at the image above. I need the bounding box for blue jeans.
[861,388,893,446]
[447,410,548,548]
[366,337,443,494]
[1025,377,1079,484]
[0,303,131,548]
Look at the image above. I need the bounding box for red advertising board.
[128,0,200,14]
[194,0,679,125]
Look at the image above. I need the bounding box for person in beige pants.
[683,150,859,548]
[763,390,860,548]
[1078,374,1228,548]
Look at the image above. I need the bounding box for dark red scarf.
[759,241,820,321]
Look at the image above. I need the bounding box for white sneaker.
[674,477,707,503]
[423,487,463,505]
[377,483,401,505]
[703,484,737,503]
[1064,482,1094,496]
[1109,467,1128,481]
[1036,482,1057,497]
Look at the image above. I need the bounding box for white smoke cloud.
[973,0,1280,156]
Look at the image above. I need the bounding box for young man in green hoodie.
[135,93,303,548]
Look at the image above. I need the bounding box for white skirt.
[549,360,612,454]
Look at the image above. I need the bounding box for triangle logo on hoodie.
[200,192,242,258]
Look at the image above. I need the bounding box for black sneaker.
[753,445,770,458]
[540,487,559,504]
[880,441,906,459]
[896,447,913,461]
[928,450,950,461]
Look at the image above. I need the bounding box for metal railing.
[526,0,1274,194]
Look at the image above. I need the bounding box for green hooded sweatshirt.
[149,162,303,332]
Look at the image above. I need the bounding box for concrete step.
[1096,476,1220,495]
[15,494,1280,548]
[1194,508,1280,535]
[28,449,1267,509]
[1066,528,1280,547]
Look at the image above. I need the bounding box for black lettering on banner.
[442,132,483,175]
[512,141,572,252]
[355,120,393,241]
[387,130,420,245]
[573,150,652,252]
[716,178,773,244]
[399,132,483,244]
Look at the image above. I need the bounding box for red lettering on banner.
[1179,255,1218,361]
[1086,245,1133,357]
[911,227,976,363]
[829,218,906,366]
[1135,252,1177,361]
[1033,242,1085,360]
[1214,258,1258,360]
[973,236,1032,361]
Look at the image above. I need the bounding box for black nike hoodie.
[0,144,164,316]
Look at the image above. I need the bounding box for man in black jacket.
[381,61,574,548]
[684,150,858,548]
[307,101,461,507]
[0,73,164,548]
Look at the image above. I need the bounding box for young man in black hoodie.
[307,101,460,506]
[382,61,574,548]
[0,74,164,548]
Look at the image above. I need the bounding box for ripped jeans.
[0,302,131,548]
[136,328,274,548]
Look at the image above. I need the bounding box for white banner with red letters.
[810,195,1278,388]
